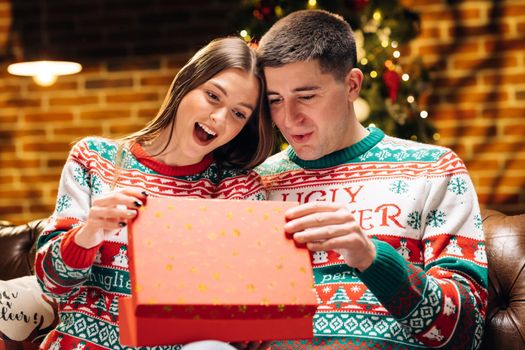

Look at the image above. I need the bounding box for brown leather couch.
[1,209,524,349]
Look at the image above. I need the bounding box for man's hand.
[284,202,376,272]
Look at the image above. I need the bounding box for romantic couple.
[35,9,487,350]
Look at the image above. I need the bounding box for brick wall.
[1,0,524,224]
[401,0,525,214]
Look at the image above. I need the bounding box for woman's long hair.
[121,37,274,169]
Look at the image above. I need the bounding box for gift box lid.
[128,197,317,319]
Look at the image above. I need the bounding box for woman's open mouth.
[194,122,217,144]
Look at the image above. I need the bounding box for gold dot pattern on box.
[185,306,195,313]
[135,199,315,307]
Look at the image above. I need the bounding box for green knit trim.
[427,257,488,287]
[357,239,408,301]
[287,127,385,169]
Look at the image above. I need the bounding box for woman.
[35,37,274,350]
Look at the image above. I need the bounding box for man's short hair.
[257,9,357,81]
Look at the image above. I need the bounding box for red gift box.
[119,197,317,346]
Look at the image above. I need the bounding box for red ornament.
[383,70,400,102]
[255,0,278,21]
[345,0,369,11]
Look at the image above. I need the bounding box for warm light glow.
[391,41,399,48]
[373,11,382,21]
[402,73,410,81]
[7,60,82,86]
[420,110,429,118]
[240,30,248,37]
[368,123,376,128]
[407,96,415,103]
[410,135,418,141]
[34,72,58,86]
[275,5,283,17]
[360,58,368,65]
[433,133,441,141]
[393,50,401,58]
[307,0,317,8]
[381,40,389,48]
[370,70,378,78]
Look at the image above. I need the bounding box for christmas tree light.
[232,0,436,144]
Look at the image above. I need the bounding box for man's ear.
[345,68,364,101]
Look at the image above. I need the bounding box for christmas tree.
[327,286,351,308]
[91,294,108,315]
[233,0,437,145]
[109,296,119,321]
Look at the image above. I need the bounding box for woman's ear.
[345,68,364,101]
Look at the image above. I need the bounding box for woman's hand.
[74,189,148,248]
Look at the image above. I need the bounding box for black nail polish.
[119,222,127,227]
[134,201,142,207]
[141,191,149,196]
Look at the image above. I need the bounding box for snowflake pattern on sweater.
[35,137,266,350]
[256,127,487,350]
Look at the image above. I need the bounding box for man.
[255,9,487,349]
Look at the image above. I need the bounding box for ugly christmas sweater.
[35,137,265,350]
[256,127,487,350]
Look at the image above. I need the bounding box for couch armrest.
[0,220,47,280]
[480,208,525,349]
